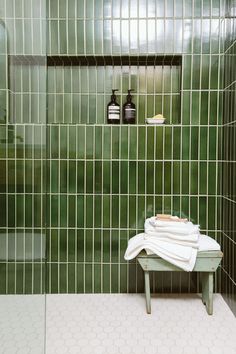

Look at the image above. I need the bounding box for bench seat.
[137,250,223,315]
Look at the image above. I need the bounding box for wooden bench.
[137,250,223,315]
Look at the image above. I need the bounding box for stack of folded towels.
[124,214,201,271]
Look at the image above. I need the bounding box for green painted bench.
[137,250,223,315]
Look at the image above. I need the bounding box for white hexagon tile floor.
[1,293,236,354]
[45,294,236,354]
[0,295,45,354]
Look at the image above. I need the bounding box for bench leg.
[144,271,151,314]
[202,272,213,315]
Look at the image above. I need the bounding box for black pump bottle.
[107,89,120,124]
[123,89,136,124]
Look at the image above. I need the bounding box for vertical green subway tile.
[200,127,208,160]
[182,162,189,194]
[85,161,93,193]
[60,160,67,193]
[129,161,137,194]
[173,127,181,159]
[112,196,119,228]
[173,196,180,216]
[103,230,110,263]
[190,197,198,224]
[138,161,145,194]
[129,196,136,229]
[103,126,111,159]
[94,264,101,293]
[209,127,217,160]
[191,92,200,124]
[147,162,154,194]
[112,161,119,194]
[86,195,93,228]
[103,195,111,228]
[208,163,217,195]
[68,195,76,227]
[200,91,209,125]
[120,126,128,159]
[85,229,93,262]
[155,127,163,160]
[173,162,180,194]
[209,92,218,125]
[199,197,207,230]
[200,162,207,194]
[191,127,199,160]
[190,162,198,195]
[120,161,128,194]
[155,162,163,194]
[77,229,84,262]
[68,264,76,294]
[112,126,120,159]
[208,197,216,230]
[164,162,171,194]
[164,127,172,160]
[137,196,145,229]
[181,127,190,160]
[129,126,137,160]
[163,196,172,215]
[76,263,84,293]
[94,230,102,263]
[120,195,128,228]
[138,126,146,160]
[183,56,192,90]
[103,161,111,193]
[68,161,76,193]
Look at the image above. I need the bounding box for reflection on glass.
[0,1,46,353]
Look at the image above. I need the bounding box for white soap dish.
[146,117,166,124]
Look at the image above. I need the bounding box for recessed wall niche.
[46,55,182,124]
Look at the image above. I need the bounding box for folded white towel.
[144,233,199,248]
[124,233,198,271]
[145,227,199,242]
[145,217,200,237]
[124,216,204,271]
[198,235,220,251]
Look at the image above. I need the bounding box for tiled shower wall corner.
[221,0,236,315]
[0,0,228,295]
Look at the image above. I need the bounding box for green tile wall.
[0,0,228,295]
[46,123,221,293]
[45,0,224,293]
[221,0,236,315]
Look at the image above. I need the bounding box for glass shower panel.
[0,1,46,353]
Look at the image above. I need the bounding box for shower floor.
[1,293,236,354]
[46,293,236,354]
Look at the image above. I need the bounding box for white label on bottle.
[109,106,119,110]
[109,115,120,119]
[108,106,120,120]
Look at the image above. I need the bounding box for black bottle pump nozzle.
[111,89,119,101]
[127,89,134,102]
